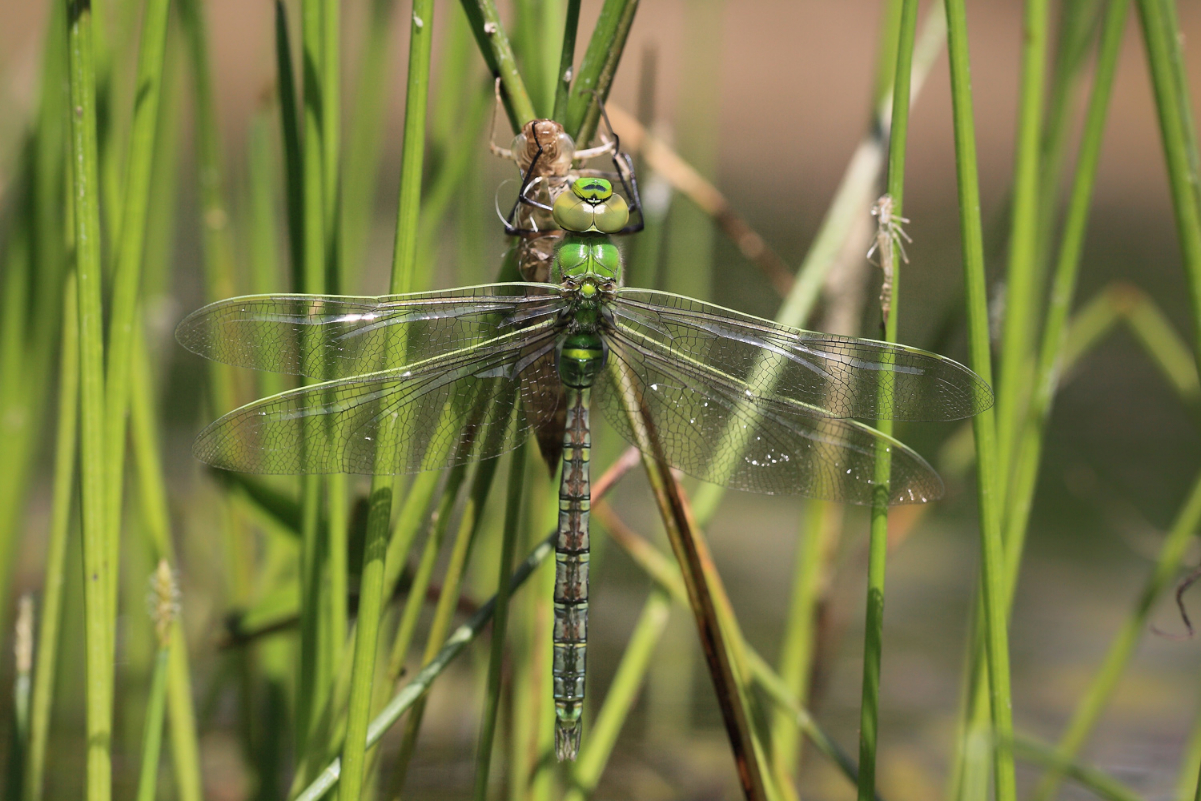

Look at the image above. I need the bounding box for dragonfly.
[177,175,992,762]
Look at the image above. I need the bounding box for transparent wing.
[176,283,566,379]
[610,289,992,421]
[193,325,561,475]
[596,332,944,505]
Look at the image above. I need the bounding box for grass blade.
[24,273,79,801]
[858,1,918,797]
[66,1,115,798]
[296,531,559,801]
[942,1,1017,799]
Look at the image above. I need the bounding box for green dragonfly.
[177,176,992,762]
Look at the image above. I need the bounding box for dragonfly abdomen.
[552,331,604,762]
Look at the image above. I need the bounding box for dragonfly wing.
[596,332,944,505]
[194,325,561,475]
[176,283,566,379]
[610,289,992,421]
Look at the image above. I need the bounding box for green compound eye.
[571,177,612,201]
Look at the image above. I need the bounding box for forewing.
[611,289,992,421]
[596,333,944,505]
[176,283,565,379]
[193,326,561,475]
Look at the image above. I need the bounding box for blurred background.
[2,1,1201,799]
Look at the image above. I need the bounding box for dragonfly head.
[553,177,630,234]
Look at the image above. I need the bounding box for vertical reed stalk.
[993,0,1050,504]
[339,0,436,796]
[943,1,1017,798]
[135,561,176,801]
[565,0,640,144]
[551,0,582,124]
[25,274,79,801]
[66,1,114,798]
[1135,0,1201,378]
[473,444,527,801]
[101,0,171,617]
[858,2,917,795]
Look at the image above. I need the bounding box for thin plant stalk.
[857,1,917,797]
[1135,0,1201,381]
[101,0,172,620]
[472,443,527,801]
[295,531,559,801]
[993,0,1050,505]
[565,0,640,144]
[551,0,582,124]
[134,645,170,801]
[943,1,1017,799]
[341,0,398,288]
[339,2,436,795]
[658,0,719,303]
[959,3,1129,798]
[275,0,304,290]
[458,0,536,128]
[136,561,177,801]
[0,0,69,626]
[25,274,79,801]
[66,1,114,798]
[1006,0,1129,621]
[770,501,838,783]
[391,459,500,793]
[689,4,947,524]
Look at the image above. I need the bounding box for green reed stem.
[566,0,640,145]
[135,644,170,801]
[551,0,582,124]
[66,1,114,797]
[102,0,171,605]
[274,0,304,290]
[341,0,396,288]
[858,2,916,797]
[386,469,466,687]
[339,1,436,796]
[295,532,557,801]
[392,459,499,793]
[1135,0,1201,379]
[564,588,672,800]
[770,501,837,783]
[473,445,527,801]
[690,4,947,525]
[633,455,769,800]
[458,0,535,129]
[25,274,79,801]
[943,2,1016,799]
[993,0,1050,506]
[1008,0,1128,623]
[129,326,204,801]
